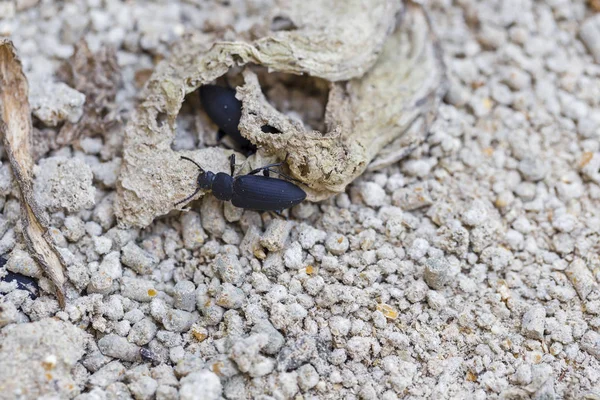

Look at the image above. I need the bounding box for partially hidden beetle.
[175,154,306,211]
[200,84,281,155]
[199,85,257,155]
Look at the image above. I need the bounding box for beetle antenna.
[174,187,202,207]
[180,156,204,172]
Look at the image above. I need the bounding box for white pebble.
[424,257,452,290]
[325,233,349,255]
[29,80,85,127]
[121,277,158,302]
[360,182,386,208]
[33,157,95,213]
[565,259,596,300]
[173,280,196,312]
[179,371,222,400]
[98,334,140,362]
[408,238,429,260]
[181,211,207,250]
[260,220,293,252]
[521,305,546,340]
[121,242,158,275]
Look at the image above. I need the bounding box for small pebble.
[392,184,433,210]
[179,371,222,400]
[121,242,158,274]
[201,195,226,237]
[6,249,43,278]
[63,216,86,242]
[423,257,452,290]
[128,376,158,400]
[216,283,246,309]
[565,259,596,300]
[580,330,600,360]
[359,182,386,207]
[162,309,196,332]
[211,253,244,285]
[181,211,207,250]
[580,14,600,63]
[325,233,349,255]
[522,305,546,340]
[173,280,196,312]
[260,219,293,252]
[128,318,158,346]
[98,334,141,362]
[405,280,429,303]
[121,277,158,302]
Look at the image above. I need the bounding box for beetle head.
[197,171,215,190]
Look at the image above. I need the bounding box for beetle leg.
[247,162,283,176]
[229,153,236,176]
[266,210,285,220]
[262,168,303,184]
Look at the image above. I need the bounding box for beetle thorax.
[212,173,234,201]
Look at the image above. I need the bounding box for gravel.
[0,1,599,399]
[0,318,89,399]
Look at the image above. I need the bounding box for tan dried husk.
[116,1,445,228]
[0,39,67,307]
[57,40,121,146]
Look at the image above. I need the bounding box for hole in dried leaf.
[156,112,168,128]
[299,161,309,177]
[255,67,329,132]
[271,15,298,32]
[261,125,281,134]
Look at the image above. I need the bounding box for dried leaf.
[238,4,446,195]
[0,39,67,307]
[56,40,121,146]
[116,0,444,227]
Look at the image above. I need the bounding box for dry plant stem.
[0,39,67,307]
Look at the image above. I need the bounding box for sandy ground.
[0,0,600,399]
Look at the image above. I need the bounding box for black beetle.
[199,85,257,155]
[175,154,306,211]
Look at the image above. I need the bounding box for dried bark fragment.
[257,0,400,81]
[238,4,446,196]
[56,40,121,146]
[116,0,444,227]
[0,39,67,307]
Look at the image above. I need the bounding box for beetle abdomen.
[200,85,255,153]
[231,175,306,211]
[200,85,242,137]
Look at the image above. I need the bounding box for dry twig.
[0,39,67,307]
